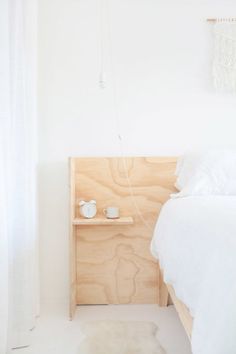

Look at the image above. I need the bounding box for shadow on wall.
[38,159,70,306]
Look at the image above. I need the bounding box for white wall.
[38,0,236,306]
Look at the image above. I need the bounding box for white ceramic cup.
[103,207,120,219]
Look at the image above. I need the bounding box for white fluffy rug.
[78,320,166,354]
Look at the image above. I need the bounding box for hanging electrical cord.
[99,0,153,232]
[99,0,106,89]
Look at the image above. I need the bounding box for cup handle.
[103,209,106,215]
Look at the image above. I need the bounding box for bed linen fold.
[151,196,236,354]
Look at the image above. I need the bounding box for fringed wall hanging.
[208,18,236,92]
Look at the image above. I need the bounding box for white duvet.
[151,196,236,354]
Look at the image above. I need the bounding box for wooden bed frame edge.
[159,268,193,340]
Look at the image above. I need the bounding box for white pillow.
[173,149,236,198]
[175,153,202,190]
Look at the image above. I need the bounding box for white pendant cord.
[100,0,153,232]
[99,0,106,89]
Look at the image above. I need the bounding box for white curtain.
[0,0,38,353]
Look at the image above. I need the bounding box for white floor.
[16,304,192,354]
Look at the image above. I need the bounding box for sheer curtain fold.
[0,0,38,353]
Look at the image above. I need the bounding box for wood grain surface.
[69,157,177,309]
[73,217,134,225]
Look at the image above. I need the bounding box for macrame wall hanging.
[208,18,236,92]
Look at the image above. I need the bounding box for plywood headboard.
[69,157,177,318]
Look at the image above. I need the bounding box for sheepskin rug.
[78,320,166,354]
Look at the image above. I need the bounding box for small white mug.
[103,207,120,219]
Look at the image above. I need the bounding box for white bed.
[151,196,236,354]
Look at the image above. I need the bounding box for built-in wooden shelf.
[72,216,134,226]
[69,156,177,320]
